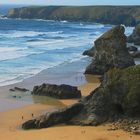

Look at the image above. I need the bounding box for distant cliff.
[7,6,140,26]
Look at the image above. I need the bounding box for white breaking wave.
[0,48,43,61]
[125,26,134,36]
[26,39,64,46]
[0,30,63,38]
[0,60,63,86]
[0,47,26,53]
[76,24,105,29]
[60,20,68,23]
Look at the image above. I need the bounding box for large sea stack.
[85,25,135,75]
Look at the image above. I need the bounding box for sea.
[0,5,135,86]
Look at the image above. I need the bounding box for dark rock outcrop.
[9,87,29,92]
[85,25,135,75]
[127,46,138,52]
[127,46,140,58]
[22,103,84,129]
[127,23,140,45]
[130,51,140,58]
[22,65,140,130]
[32,83,81,99]
[83,47,95,57]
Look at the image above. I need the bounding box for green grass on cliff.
[105,65,140,116]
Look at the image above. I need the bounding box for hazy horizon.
[0,0,140,6]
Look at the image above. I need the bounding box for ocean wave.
[0,45,80,62]
[12,18,56,23]
[26,39,64,46]
[69,54,86,63]
[60,20,68,23]
[0,47,27,53]
[76,24,105,29]
[0,17,8,20]
[89,31,102,36]
[0,53,87,86]
[0,72,36,86]
[0,48,43,62]
[0,30,64,39]
[0,61,62,86]
[125,26,134,36]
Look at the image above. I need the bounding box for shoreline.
[0,56,98,112]
[0,73,100,112]
[0,56,91,89]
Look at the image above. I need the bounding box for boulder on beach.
[127,23,140,45]
[9,87,29,92]
[32,83,81,99]
[22,65,140,130]
[85,25,135,75]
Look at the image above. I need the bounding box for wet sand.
[0,70,87,111]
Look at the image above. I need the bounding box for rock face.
[22,65,140,129]
[22,103,84,129]
[127,46,140,58]
[85,25,135,75]
[127,46,138,52]
[130,51,140,58]
[32,83,81,99]
[128,23,140,45]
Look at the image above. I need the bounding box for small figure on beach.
[22,116,24,120]
[81,130,85,134]
[31,113,34,117]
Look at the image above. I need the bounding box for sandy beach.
[0,74,139,140]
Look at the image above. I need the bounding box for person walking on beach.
[31,113,34,118]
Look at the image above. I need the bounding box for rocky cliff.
[85,25,135,75]
[7,6,140,26]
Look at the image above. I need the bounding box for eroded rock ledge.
[22,103,84,129]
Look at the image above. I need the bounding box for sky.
[0,0,140,5]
